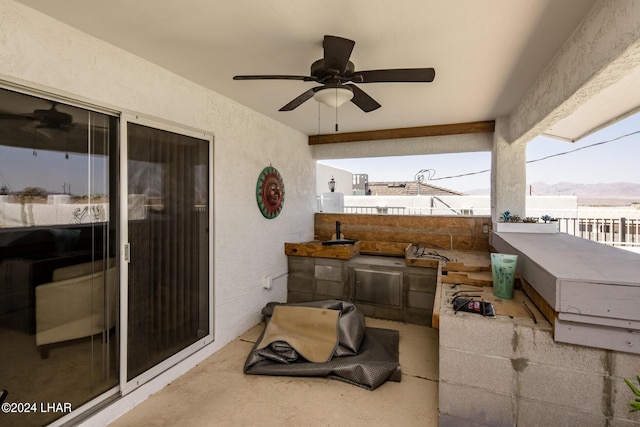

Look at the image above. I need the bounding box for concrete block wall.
[439,306,640,426]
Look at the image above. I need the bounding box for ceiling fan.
[233,35,435,113]
[0,102,75,134]
[0,97,111,157]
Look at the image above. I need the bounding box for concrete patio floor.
[109,318,439,426]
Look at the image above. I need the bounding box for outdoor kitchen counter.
[421,233,640,426]
[490,231,640,354]
[432,278,546,329]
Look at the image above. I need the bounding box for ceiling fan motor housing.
[311,59,355,82]
[34,108,73,128]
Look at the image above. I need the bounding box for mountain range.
[466,182,640,205]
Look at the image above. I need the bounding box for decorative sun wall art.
[256,166,285,219]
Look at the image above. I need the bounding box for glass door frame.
[119,113,214,396]
[0,81,123,427]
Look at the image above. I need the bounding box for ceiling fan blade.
[0,112,35,121]
[346,84,381,112]
[233,75,317,81]
[323,35,355,74]
[355,68,436,83]
[279,88,317,111]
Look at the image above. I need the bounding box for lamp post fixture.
[328,177,336,192]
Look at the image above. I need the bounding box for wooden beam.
[308,120,495,145]
[284,241,360,260]
[519,275,557,329]
[432,266,443,329]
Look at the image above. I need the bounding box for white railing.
[555,217,640,249]
[343,206,490,216]
[339,203,640,250]
[0,196,209,228]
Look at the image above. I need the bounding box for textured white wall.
[492,117,527,219]
[316,162,353,196]
[0,0,315,421]
[508,0,640,145]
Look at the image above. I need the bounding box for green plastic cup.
[491,253,518,300]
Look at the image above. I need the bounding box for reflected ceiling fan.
[0,101,91,158]
[0,102,75,135]
[0,93,111,157]
[233,35,435,113]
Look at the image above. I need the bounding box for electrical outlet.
[262,276,272,289]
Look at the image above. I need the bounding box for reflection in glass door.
[124,121,212,387]
[0,87,118,426]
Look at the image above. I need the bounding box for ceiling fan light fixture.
[313,86,353,109]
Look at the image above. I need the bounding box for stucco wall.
[0,0,315,421]
[508,0,640,145]
[316,162,353,196]
[492,117,527,219]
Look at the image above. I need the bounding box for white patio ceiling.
[13,0,640,141]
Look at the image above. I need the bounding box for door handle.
[123,243,131,263]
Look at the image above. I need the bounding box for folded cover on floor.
[244,300,401,390]
[255,305,340,363]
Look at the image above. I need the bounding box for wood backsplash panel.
[315,213,491,252]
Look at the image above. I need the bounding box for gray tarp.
[243,300,401,390]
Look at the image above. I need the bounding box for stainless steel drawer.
[353,268,402,308]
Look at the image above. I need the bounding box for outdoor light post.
[328,177,336,192]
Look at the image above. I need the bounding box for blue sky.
[320,111,640,193]
[0,147,107,195]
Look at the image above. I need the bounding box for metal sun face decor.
[256,166,285,219]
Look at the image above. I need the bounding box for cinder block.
[314,257,345,268]
[439,347,514,395]
[439,311,517,358]
[518,362,604,415]
[314,279,343,297]
[515,323,606,373]
[287,276,314,293]
[612,373,640,421]
[518,398,605,427]
[608,416,640,426]
[286,292,313,303]
[314,264,343,282]
[288,256,314,274]
[437,280,640,426]
[612,352,640,378]
[404,307,431,326]
[610,351,640,422]
[439,413,494,427]
[439,381,513,427]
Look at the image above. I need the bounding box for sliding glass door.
[0,87,118,426]
[121,118,213,392]
[0,87,213,421]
